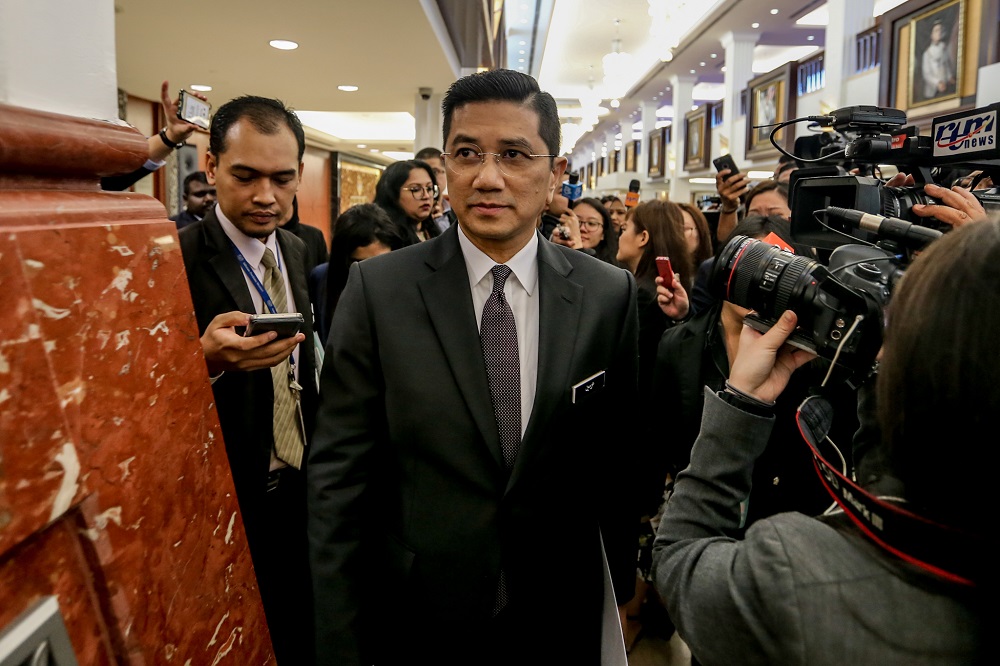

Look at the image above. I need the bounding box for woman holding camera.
[650,219,991,664]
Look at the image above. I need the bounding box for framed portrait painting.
[745,63,797,161]
[588,162,597,190]
[609,148,620,173]
[647,127,666,178]
[908,0,964,108]
[683,106,710,171]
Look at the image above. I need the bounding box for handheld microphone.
[625,179,641,208]
[825,206,943,249]
[561,172,582,202]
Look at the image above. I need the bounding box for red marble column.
[0,103,274,663]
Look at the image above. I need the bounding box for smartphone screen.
[177,90,211,130]
[655,256,675,289]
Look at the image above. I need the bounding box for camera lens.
[880,186,942,225]
[711,236,823,322]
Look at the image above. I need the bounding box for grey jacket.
[651,388,980,665]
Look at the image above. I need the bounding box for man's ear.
[296,161,305,191]
[546,156,569,204]
[206,153,218,185]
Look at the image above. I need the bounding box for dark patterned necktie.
[481,265,521,470]
[261,248,304,469]
[481,264,521,616]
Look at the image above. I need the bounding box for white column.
[414,92,444,153]
[640,100,657,184]
[825,0,875,107]
[719,31,759,164]
[669,74,696,202]
[0,0,118,119]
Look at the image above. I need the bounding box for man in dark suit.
[308,69,639,665]
[170,171,215,230]
[178,95,316,665]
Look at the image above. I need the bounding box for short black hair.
[414,147,443,160]
[442,69,560,157]
[182,170,208,195]
[209,95,306,162]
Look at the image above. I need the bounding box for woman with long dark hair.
[571,196,620,266]
[373,160,442,244]
[309,203,408,343]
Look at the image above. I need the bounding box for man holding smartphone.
[178,95,317,665]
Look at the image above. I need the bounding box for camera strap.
[796,395,981,586]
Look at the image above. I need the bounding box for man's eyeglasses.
[402,184,439,200]
[442,145,556,177]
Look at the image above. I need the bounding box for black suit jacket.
[178,210,319,521]
[307,224,639,664]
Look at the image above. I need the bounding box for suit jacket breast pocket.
[571,369,606,406]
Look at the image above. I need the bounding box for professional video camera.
[711,103,999,382]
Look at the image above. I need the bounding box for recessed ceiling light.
[610,99,620,108]
[807,35,815,41]
[700,62,706,66]
[519,50,525,54]
[770,8,779,14]
[751,22,760,29]
[338,85,359,92]
[666,86,671,91]
[690,69,696,74]
[269,39,298,50]
[692,105,698,111]
[721,66,727,72]
[190,84,212,92]
[357,144,367,148]
[710,53,717,58]
[370,148,380,153]
[519,40,526,46]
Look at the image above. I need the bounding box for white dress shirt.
[457,226,539,437]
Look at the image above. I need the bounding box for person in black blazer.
[178,95,316,665]
[308,69,640,665]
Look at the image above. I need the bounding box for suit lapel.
[418,227,504,467]
[513,236,583,482]
[202,210,257,315]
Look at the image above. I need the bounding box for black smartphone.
[244,312,304,339]
[177,90,211,130]
[713,154,740,176]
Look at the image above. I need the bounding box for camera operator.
[649,218,990,664]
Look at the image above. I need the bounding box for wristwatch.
[158,127,184,149]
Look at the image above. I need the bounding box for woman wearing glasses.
[570,197,620,266]
[373,159,442,244]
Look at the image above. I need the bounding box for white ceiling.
[113,0,901,162]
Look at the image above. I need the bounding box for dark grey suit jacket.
[178,209,319,521]
[307,224,639,664]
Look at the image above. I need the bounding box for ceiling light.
[721,66,727,72]
[710,53,717,59]
[519,50,525,54]
[519,40,526,46]
[751,22,760,29]
[699,62,706,66]
[771,8,779,15]
[338,85,359,92]
[690,177,717,185]
[190,84,212,92]
[807,35,815,41]
[518,58,525,63]
[691,105,698,111]
[610,98,620,108]
[269,39,298,50]
[370,149,380,153]
[690,69,696,74]
[357,144,367,148]
[602,19,634,99]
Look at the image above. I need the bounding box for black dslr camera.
[713,103,999,382]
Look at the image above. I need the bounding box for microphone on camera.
[625,179,641,208]
[825,206,942,249]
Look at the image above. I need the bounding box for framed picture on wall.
[609,148,620,173]
[683,106,711,171]
[745,63,797,161]
[647,127,666,178]
[588,161,597,189]
[624,141,637,172]
[908,0,965,108]
[597,156,605,178]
